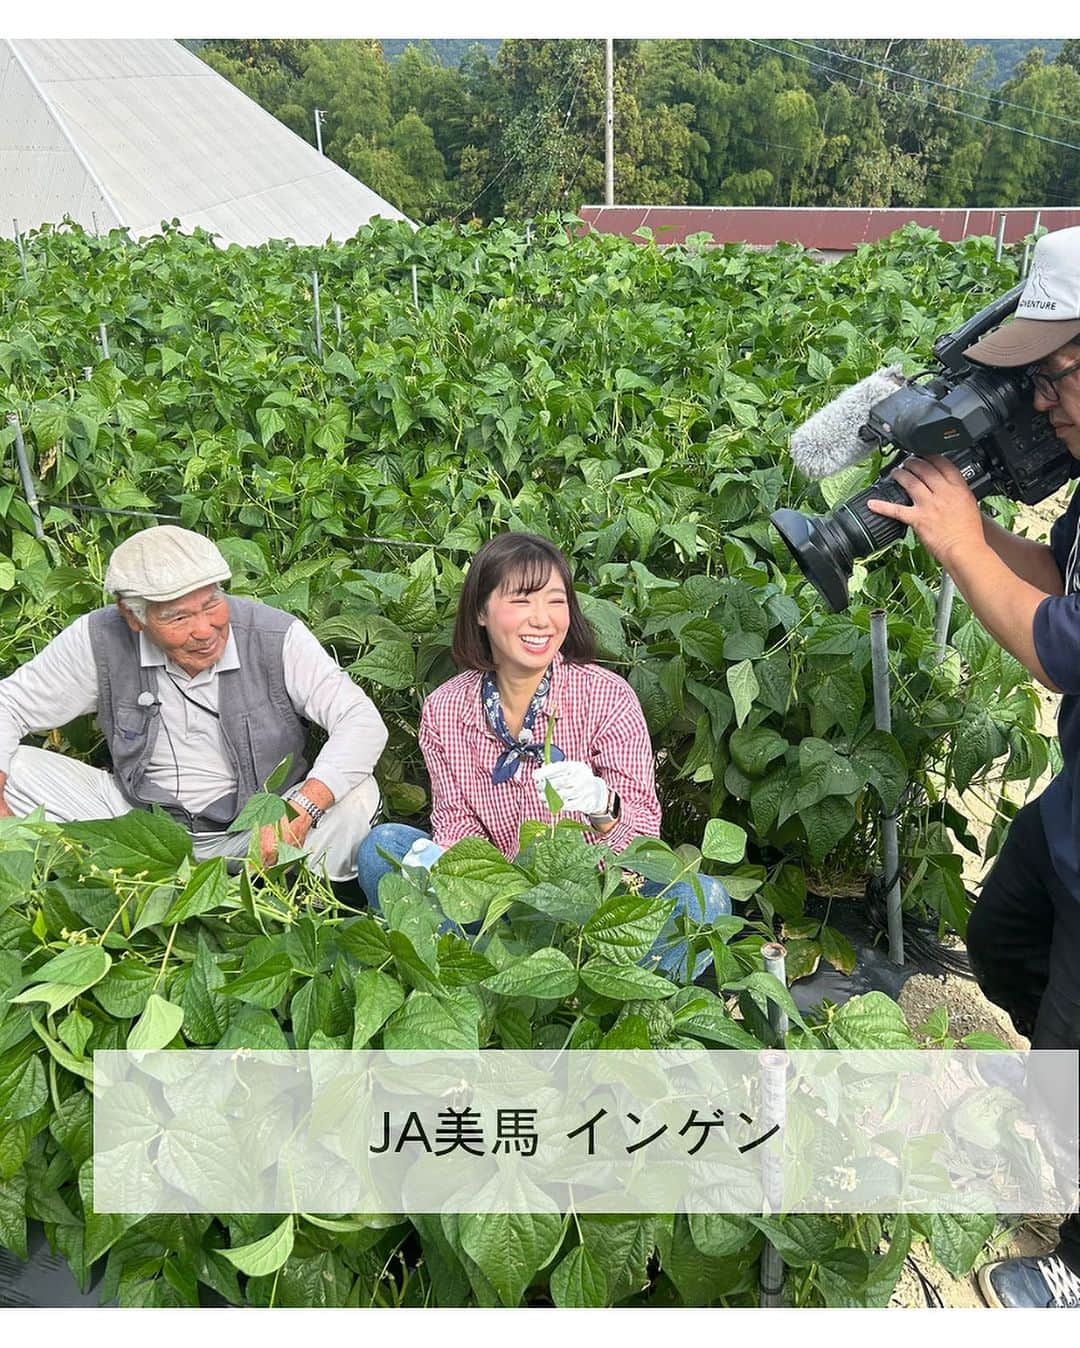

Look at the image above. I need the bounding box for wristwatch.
[588,790,621,828]
[289,790,326,826]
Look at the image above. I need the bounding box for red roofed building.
[579,206,1080,256]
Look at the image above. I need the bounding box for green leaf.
[335,915,392,966]
[163,857,231,923]
[57,1007,93,1059]
[63,810,191,878]
[11,944,112,1014]
[180,937,230,1044]
[352,969,406,1048]
[726,660,759,729]
[819,924,857,975]
[221,952,292,1010]
[431,838,531,926]
[583,894,673,964]
[0,1173,27,1259]
[851,730,908,814]
[290,976,332,1048]
[828,991,916,1048]
[350,642,416,690]
[799,796,856,864]
[31,1019,94,1081]
[481,947,578,999]
[700,818,747,864]
[383,992,480,1050]
[924,1213,995,1278]
[0,1048,47,1122]
[749,1214,840,1267]
[458,1207,564,1307]
[221,1217,295,1277]
[93,961,159,1019]
[510,881,596,926]
[127,994,184,1050]
[688,1213,758,1258]
[227,790,288,834]
[579,959,675,1002]
[729,726,789,778]
[549,1244,608,1307]
[671,991,762,1048]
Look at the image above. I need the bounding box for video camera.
[770,282,1071,612]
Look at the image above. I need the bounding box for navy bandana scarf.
[482,668,565,783]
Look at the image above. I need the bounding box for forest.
[195,38,1080,223]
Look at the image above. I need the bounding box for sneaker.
[978,1252,1080,1308]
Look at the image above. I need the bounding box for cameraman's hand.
[866,454,984,567]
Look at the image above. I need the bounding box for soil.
[883,489,1070,1307]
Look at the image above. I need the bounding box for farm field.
[0,216,1063,1307]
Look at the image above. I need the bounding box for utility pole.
[314,108,325,156]
[604,40,614,206]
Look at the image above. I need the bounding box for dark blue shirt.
[1032,482,1080,895]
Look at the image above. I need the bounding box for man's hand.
[0,796,13,819]
[866,454,984,567]
[258,810,313,867]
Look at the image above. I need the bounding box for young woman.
[356,532,729,980]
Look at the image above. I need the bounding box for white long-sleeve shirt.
[0,609,388,811]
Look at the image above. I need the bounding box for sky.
[13,1,1078,40]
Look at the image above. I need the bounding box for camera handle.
[932,280,1025,374]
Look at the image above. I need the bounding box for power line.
[452,45,588,221]
[533,43,591,216]
[791,38,1080,135]
[747,38,1080,156]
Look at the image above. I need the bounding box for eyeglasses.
[1032,357,1080,403]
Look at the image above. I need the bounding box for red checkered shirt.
[419,652,662,858]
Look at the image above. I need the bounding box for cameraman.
[867,225,1080,1310]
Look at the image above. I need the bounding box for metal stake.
[758,1047,788,1308]
[91,211,100,238]
[83,366,93,381]
[311,271,323,360]
[334,303,342,338]
[761,942,789,1041]
[604,38,614,206]
[13,220,27,282]
[870,609,905,965]
[97,322,109,360]
[995,212,1007,262]
[1023,211,1044,276]
[314,108,325,156]
[933,571,956,663]
[6,414,45,540]
[411,265,419,309]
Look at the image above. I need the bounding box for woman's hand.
[402,837,445,871]
[533,761,610,815]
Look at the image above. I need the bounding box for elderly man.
[0,526,387,880]
[868,226,1080,1310]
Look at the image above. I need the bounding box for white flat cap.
[105,526,231,603]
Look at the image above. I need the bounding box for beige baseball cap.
[965,226,1080,367]
[105,526,231,603]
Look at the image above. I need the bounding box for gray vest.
[88,596,309,830]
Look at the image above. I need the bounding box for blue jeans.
[355,824,732,984]
[641,874,732,983]
[356,822,430,912]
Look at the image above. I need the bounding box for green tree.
[976,50,1080,204]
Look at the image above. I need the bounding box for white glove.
[402,837,445,871]
[533,761,611,815]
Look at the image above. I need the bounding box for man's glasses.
[1032,357,1080,403]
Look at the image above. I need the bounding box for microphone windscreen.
[137,691,157,708]
[790,366,904,480]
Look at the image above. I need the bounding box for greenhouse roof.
[0,38,410,245]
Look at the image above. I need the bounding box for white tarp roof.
[0,38,410,245]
